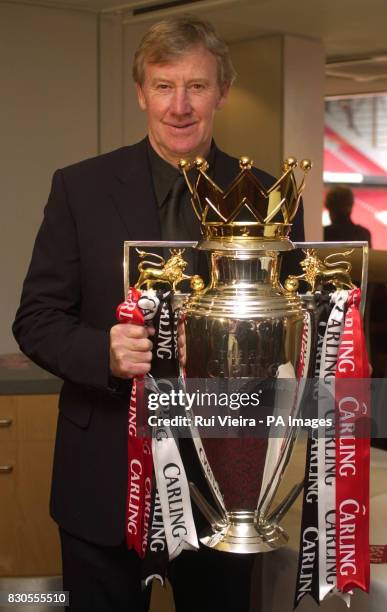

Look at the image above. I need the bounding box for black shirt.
[147,140,215,279]
[324,221,372,247]
[146,140,305,282]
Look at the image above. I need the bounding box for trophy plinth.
[200,511,288,554]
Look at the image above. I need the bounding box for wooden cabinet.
[0,395,61,576]
[0,394,175,611]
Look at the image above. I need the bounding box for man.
[13,15,304,612]
[324,185,372,246]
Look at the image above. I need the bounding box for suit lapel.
[110,138,161,240]
[110,142,256,240]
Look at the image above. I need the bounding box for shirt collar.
[147,138,217,208]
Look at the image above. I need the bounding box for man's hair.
[132,15,236,90]
[325,185,354,219]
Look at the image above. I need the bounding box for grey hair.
[132,14,236,90]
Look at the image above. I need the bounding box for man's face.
[136,45,229,166]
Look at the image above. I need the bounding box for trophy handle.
[189,482,227,530]
[257,423,299,518]
[267,480,304,525]
[291,240,369,317]
[123,240,198,297]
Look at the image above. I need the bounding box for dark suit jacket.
[13,138,304,546]
[324,221,371,246]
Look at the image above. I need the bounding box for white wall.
[283,36,325,242]
[99,15,148,152]
[213,36,283,174]
[0,2,98,353]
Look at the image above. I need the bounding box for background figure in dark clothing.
[324,185,372,246]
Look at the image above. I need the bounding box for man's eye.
[156,83,171,91]
[190,83,205,91]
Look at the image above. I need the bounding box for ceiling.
[5,0,387,88]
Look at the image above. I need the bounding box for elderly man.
[13,15,304,612]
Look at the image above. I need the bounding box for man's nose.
[169,87,192,115]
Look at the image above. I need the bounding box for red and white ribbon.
[335,288,370,594]
[116,288,156,558]
[317,290,349,603]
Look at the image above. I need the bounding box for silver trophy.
[124,157,368,555]
[177,156,309,553]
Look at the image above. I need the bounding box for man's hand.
[110,323,155,378]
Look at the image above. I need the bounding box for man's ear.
[216,82,231,111]
[136,83,147,111]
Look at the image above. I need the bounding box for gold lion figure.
[284,248,356,293]
[135,248,193,291]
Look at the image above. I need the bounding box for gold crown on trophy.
[178,156,312,243]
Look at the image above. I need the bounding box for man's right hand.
[109,323,154,378]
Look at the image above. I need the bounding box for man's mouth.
[165,122,196,131]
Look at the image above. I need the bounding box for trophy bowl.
[183,248,305,553]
